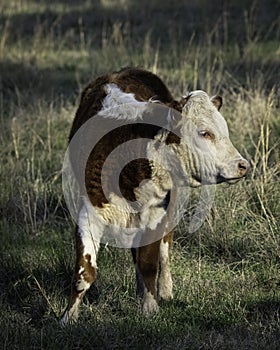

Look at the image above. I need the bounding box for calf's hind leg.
[60,219,100,325]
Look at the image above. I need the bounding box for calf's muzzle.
[237,159,250,177]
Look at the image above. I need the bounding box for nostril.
[238,159,250,174]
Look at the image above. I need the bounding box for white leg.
[60,203,101,326]
[158,239,173,300]
[142,289,159,315]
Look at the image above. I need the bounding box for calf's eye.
[199,130,214,140]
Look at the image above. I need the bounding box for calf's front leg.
[158,230,174,300]
[137,240,161,315]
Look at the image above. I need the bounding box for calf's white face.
[177,90,249,186]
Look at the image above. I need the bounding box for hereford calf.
[61,67,249,325]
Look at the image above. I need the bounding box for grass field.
[0,0,280,349]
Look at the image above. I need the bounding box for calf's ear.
[211,95,223,110]
[179,94,192,110]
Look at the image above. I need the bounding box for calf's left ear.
[211,95,223,110]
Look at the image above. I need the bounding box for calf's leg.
[137,240,161,315]
[131,248,144,298]
[158,230,173,300]
[60,208,100,325]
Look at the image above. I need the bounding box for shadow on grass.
[0,59,79,105]
[245,299,280,325]
[1,0,279,111]
[1,0,279,44]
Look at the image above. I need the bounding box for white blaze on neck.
[98,83,147,121]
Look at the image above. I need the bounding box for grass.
[0,0,280,349]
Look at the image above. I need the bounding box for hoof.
[142,291,159,316]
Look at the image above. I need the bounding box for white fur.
[80,166,172,247]
[78,266,85,274]
[78,199,101,267]
[75,275,91,292]
[98,83,147,121]
[142,290,159,315]
[158,240,173,300]
[134,177,171,231]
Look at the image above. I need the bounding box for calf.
[61,67,249,325]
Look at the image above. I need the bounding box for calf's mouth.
[216,174,246,185]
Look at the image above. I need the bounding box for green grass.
[0,0,280,349]
[1,228,279,349]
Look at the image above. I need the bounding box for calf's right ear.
[179,93,192,110]
[211,95,223,110]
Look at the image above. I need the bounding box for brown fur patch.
[74,229,97,287]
